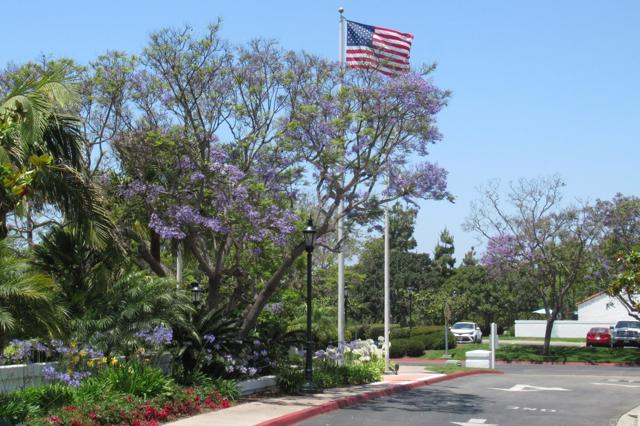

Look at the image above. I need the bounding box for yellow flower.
[87,360,95,367]
[110,358,119,367]
[100,357,108,364]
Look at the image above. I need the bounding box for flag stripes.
[346,20,413,76]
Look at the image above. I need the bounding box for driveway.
[298,364,640,426]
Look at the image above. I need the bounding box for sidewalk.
[618,404,640,426]
[164,365,498,426]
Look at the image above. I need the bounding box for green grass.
[424,365,476,374]
[420,343,490,360]
[419,343,640,364]
[499,336,585,343]
[496,345,640,364]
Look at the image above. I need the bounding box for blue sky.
[3,1,638,259]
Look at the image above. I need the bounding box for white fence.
[515,320,613,338]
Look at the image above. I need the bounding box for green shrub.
[0,397,38,425]
[414,330,457,350]
[389,337,425,358]
[86,361,175,400]
[345,361,383,384]
[0,383,75,425]
[410,325,442,336]
[209,377,240,400]
[348,323,400,340]
[391,327,411,338]
[275,364,304,393]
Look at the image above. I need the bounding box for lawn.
[419,344,640,364]
[420,343,490,360]
[497,345,640,364]
[499,336,585,343]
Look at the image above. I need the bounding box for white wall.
[578,295,637,323]
[0,362,53,393]
[515,320,613,338]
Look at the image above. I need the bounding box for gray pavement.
[164,365,443,426]
[299,364,640,426]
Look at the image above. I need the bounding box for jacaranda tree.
[78,22,451,336]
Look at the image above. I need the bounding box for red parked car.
[586,327,611,347]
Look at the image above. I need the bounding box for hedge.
[389,326,457,357]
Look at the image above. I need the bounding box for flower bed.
[276,339,386,393]
[0,360,238,426]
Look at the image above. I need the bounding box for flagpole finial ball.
[338,7,344,14]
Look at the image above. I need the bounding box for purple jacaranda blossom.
[149,213,186,240]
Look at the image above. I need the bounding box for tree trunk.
[207,273,222,309]
[239,242,306,336]
[0,208,8,240]
[150,230,161,262]
[543,315,556,356]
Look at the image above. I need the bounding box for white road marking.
[491,384,570,392]
[592,382,640,388]
[451,419,498,426]
[507,406,557,413]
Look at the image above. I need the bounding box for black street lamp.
[301,218,320,394]
[191,281,205,305]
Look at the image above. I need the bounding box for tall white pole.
[384,169,391,371]
[337,7,346,354]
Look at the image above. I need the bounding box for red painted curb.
[391,357,640,367]
[256,370,502,426]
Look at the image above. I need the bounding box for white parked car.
[450,322,483,344]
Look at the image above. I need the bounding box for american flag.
[346,20,413,76]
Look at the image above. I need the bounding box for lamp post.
[191,281,205,306]
[301,218,320,394]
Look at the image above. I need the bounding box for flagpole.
[337,6,346,359]
[384,166,391,372]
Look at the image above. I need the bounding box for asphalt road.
[298,364,640,426]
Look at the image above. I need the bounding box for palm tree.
[0,69,112,245]
[0,240,66,350]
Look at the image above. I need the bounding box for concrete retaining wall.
[0,361,276,396]
[0,362,54,393]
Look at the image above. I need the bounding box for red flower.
[71,418,84,426]
[66,405,77,412]
[49,415,61,425]
[221,399,230,408]
[88,412,97,420]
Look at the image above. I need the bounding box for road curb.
[256,370,502,426]
[393,358,640,367]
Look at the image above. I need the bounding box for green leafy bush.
[344,362,383,384]
[389,337,425,357]
[0,398,38,425]
[275,364,304,393]
[276,339,385,393]
[0,383,75,425]
[415,330,457,350]
[81,360,175,401]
